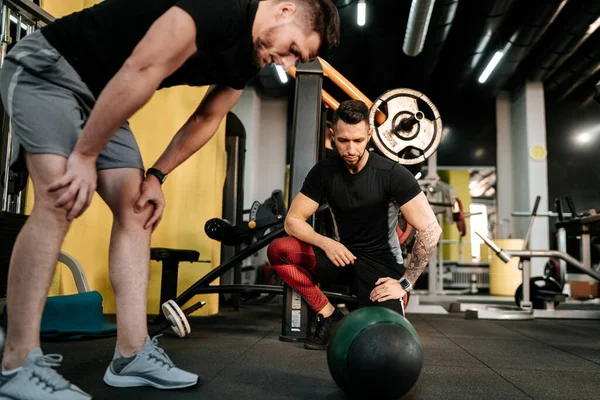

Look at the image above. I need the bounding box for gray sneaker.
[0,348,91,399]
[103,335,198,389]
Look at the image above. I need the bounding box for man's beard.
[342,148,367,172]
[252,28,277,68]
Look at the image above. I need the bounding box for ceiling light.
[357,0,366,27]
[275,64,288,83]
[478,51,504,84]
[575,131,592,144]
[588,16,600,34]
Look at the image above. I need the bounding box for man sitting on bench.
[267,99,441,350]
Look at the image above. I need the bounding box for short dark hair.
[291,0,340,56]
[332,100,369,126]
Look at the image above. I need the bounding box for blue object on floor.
[3,290,117,340]
[40,290,117,339]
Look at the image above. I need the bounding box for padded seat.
[151,248,199,263]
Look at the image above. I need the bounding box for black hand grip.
[565,196,578,218]
[531,196,541,217]
[555,198,564,221]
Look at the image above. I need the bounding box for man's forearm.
[152,114,223,174]
[285,217,330,249]
[404,221,441,284]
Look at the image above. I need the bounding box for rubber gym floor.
[41,302,600,400]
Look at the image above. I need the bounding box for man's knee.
[29,180,76,228]
[24,153,73,224]
[32,189,74,227]
[98,169,151,230]
[267,236,307,264]
[267,238,283,264]
[111,191,152,230]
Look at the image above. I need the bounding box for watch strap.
[399,277,412,292]
[146,167,167,184]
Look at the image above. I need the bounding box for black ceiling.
[256,0,600,109]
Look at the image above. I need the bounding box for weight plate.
[162,300,191,338]
[167,299,192,336]
[369,88,442,165]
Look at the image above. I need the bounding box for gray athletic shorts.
[0,30,144,172]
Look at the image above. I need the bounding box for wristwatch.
[399,277,412,292]
[146,167,167,184]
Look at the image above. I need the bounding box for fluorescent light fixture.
[275,64,288,83]
[9,15,29,31]
[357,0,366,27]
[478,51,504,84]
[588,16,600,34]
[575,131,592,144]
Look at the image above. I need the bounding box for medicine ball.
[327,307,423,399]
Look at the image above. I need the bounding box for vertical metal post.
[428,193,442,294]
[14,14,21,42]
[581,224,591,271]
[14,19,33,215]
[557,227,567,283]
[1,4,12,212]
[279,284,310,342]
[222,113,246,311]
[280,60,323,342]
[288,59,323,205]
[521,258,532,311]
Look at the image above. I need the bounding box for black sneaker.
[304,308,344,350]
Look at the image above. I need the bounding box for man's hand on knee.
[135,175,165,231]
[48,152,97,220]
[322,238,357,267]
[370,277,407,303]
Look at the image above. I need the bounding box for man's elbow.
[284,216,303,237]
[193,100,226,121]
[284,217,293,236]
[120,56,166,92]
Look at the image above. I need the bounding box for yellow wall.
[438,170,472,262]
[83,0,103,8]
[32,1,225,316]
[41,0,83,17]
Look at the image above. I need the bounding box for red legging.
[267,237,329,313]
[268,237,409,313]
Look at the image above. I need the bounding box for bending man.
[267,100,440,350]
[0,0,340,398]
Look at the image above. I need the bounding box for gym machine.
[0,0,54,215]
[462,196,600,320]
[513,196,600,296]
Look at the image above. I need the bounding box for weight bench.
[151,248,200,314]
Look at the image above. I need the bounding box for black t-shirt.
[324,147,337,159]
[40,0,260,98]
[301,152,422,268]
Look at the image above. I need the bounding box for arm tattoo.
[405,221,440,283]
